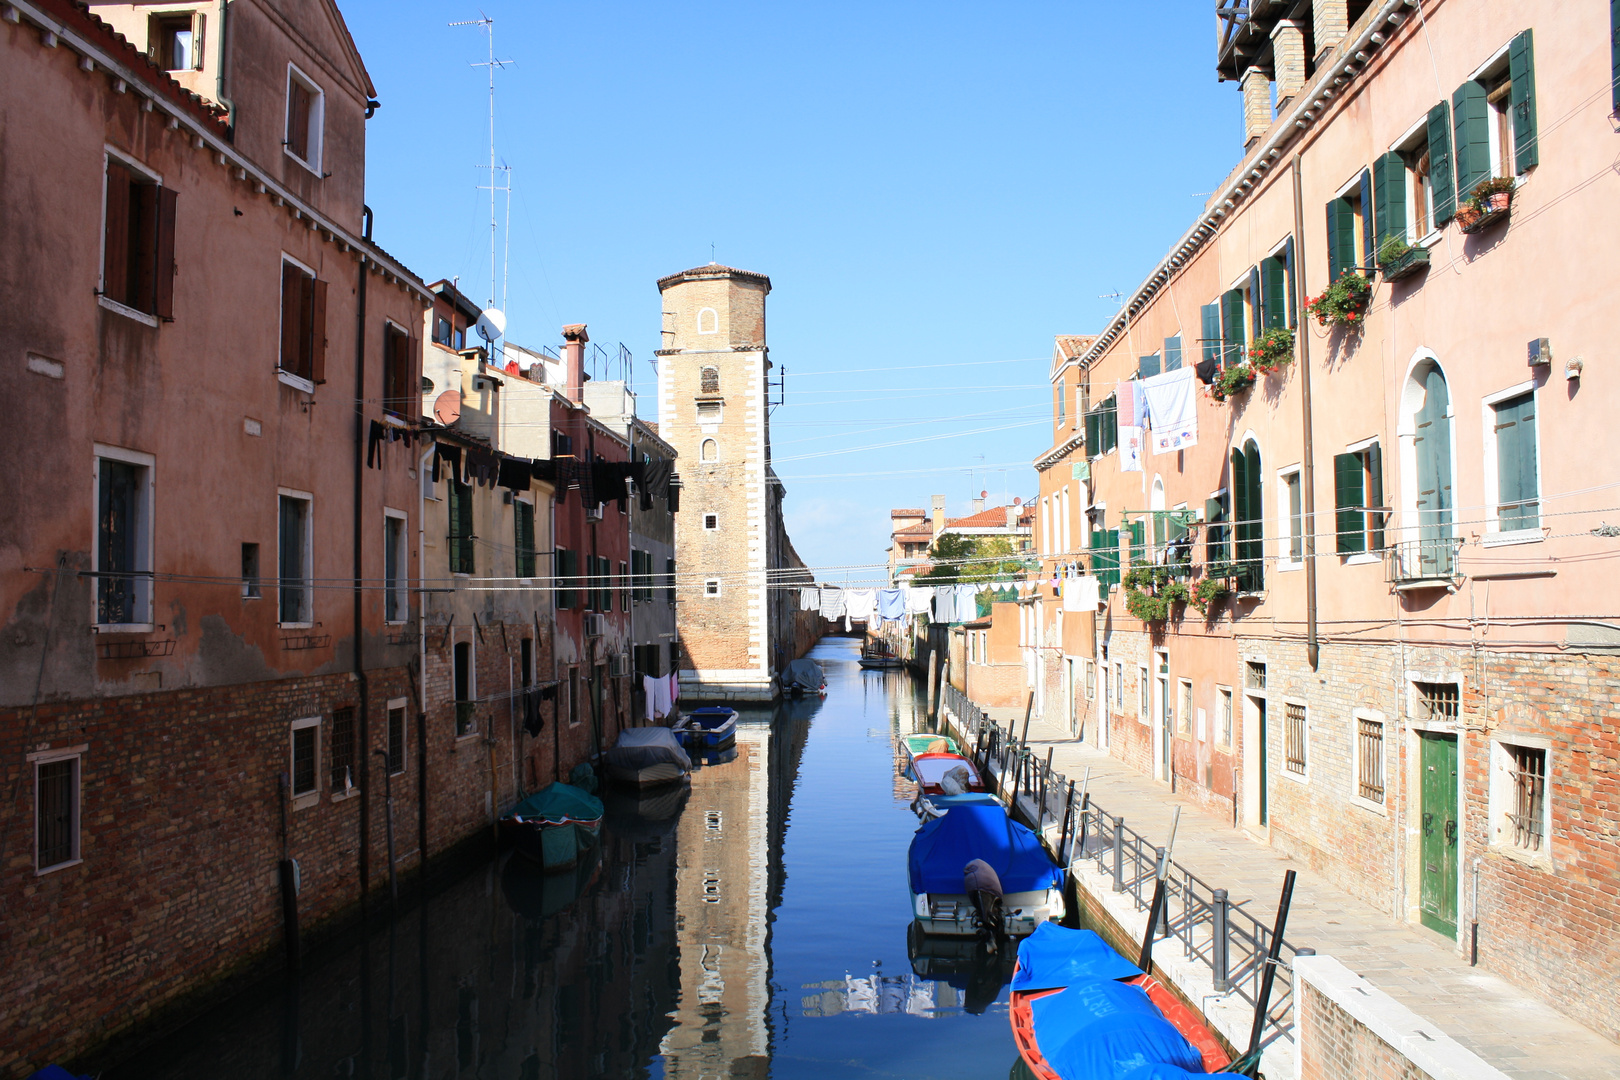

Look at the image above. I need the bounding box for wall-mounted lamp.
[1565,356,1583,381]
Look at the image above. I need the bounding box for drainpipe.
[215,1,236,139]
[1291,157,1320,672]
[354,205,374,904]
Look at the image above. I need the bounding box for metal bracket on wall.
[96,639,176,660]
[473,612,484,644]
[438,614,456,650]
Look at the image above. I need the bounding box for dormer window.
[149,11,203,72]
[285,64,325,174]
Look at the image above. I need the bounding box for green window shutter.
[1221,289,1245,365]
[1101,396,1118,454]
[1128,520,1144,565]
[1139,353,1161,379]
[1105,529,1121,586]
[1365,443,1385,551]
[1283,235,1295,327]
[1373,152,1408,254]
[1261,256,1287,329]
[1200,303,1221,368]
[1248,265,1263,339]
[1334,452,1366,553]
[1230,448,1249,585]
[1453,80,1490,201]
[1329,197,1357,279]
[1509,30,1538,173]
[1204,496,1228,564]
[1085,408,1100,459]
[1325,199,1342,279]
[1164,335,1182,371]
[1358,168,1375,270]
[1495,392,1539,530]
[1235,443,1263,591]
[447,481,461,574]
[1427,101,1456,224]
[514,501,535,578]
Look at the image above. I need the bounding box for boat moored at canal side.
[908,752,989,795]
[501,782,605,871]
[908,804,1065,938]
[603,726,693,788]
[673,706,739,750]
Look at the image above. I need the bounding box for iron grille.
[36,759,75,868]
[1284,702,1307,775]
[1416,682,1459,723]
[292,726,317,795]
[1508,745,1546,852]
[1246,661,1266,690]
[1357,718,1385,803]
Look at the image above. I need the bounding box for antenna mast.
[452,14,513,314]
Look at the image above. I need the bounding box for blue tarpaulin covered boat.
[1009,924,1242,1079]
[907,803,1064,937]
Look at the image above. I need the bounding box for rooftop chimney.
[931,494,947,538]
[1006,505,1018,529]
[972,497,985,514]
[561,323,588,404]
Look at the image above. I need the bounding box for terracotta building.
[1036,0,1620,1038]
[0,0,432,1070]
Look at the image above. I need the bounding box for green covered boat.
[501,782,604,872]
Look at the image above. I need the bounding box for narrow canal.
[106,637,1023,1079]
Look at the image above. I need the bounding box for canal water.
[107,637,1023,1079]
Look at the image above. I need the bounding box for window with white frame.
[703,512,718,531]
[1085,660,1095,701]
[1113,662,1124,713]
[1217,686,1233,747]
[101,151,176,321]
[384,510,407,623]
[1178,678,1193,735]
[329,706,356,795]
[1355,710,1386,806]
[279,256,326,388]
[1490,740,1548,857]
[1278,466,1303,567]
[33,747,83,872]
[242,542,261,600]
[284,63,325,173]
[1283,701,1308,776]
[290,717,321,806]
[1137,664,1149,722]
[704,579,721,597]
[1487,388,1539,535]
[94,445,155,628]
[386,698,408,776]
[149,10,204,71]
[278,491,313,625]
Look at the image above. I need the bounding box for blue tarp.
[907,803,1063,895]
[926,793,1001,813]
[1030,979,1204,1079]
[1011,923,1143,992]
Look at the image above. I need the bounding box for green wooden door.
[1419,732,1460,938]
[1256,695,1269,827]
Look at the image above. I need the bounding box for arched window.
[700,438,718,463]
[697,308,718,335]
[700,366,720,394]
[1402,358,1455,576]
[1230,439,1263,590]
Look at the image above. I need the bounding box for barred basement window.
[1245,660,1266,690]
[290,718,320,799]
[1284,702,1307,775]
[35,755,80,871]
[330,706,356,793]
[1357,717,1385,803]
[1416,682,1459,723]
[1507,745,1546,852]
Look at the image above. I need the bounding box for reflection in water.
[102,639,1018,1080]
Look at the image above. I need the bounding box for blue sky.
[349,2,1243,580]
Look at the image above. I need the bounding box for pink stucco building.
[1036,0,1620,1039]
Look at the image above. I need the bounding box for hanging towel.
[668,672,680,704]
[1115,381,1141,427]
[643,675,657,722]
[877,588,905,621]
[800,586,818,611]
[820,587,847,621]
[1140,366,1199,455]
[651,675,673,720]
[498,455,532,492]
[1119,425,1144,472]
[846,589,876,621]
[523,688,544,736]
[954,584,978,623]
[905,585,933,615]
[1062,575,1101,612]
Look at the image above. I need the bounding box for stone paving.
[982,706,1620,1080]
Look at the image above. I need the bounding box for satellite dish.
[433,390,461,426]
[475,307,506,344]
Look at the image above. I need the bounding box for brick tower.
[657,263,803,701]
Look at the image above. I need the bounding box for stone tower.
[657,263,805,700]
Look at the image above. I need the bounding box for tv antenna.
[452,14,514,334]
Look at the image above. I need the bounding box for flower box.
[1460,204,1510,234]
[1379,246,1430,282]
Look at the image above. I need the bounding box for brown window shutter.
[287,82,311,160]
[153,186,178,321]
[280,263,302,374]
[408,331,419,406]
[309,278,328,384]
[132,181,160,313]
[103,162,132,305]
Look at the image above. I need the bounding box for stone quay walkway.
[978,705,1620,1080]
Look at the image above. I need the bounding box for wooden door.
[1419,732,1459,937]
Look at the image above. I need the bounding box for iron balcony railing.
[937,683,1298,1044]
[1385,535,1463,585]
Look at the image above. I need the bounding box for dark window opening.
[36,758,78,869]
[291,725,317,796]
[383,323,414,417]
[387,706,406,775]
[278,494,310,624]
[98,458,147,625]
[241,541,261,599]
[329,706,356,792]
[454,641,474,737]
[102,160,177,318]
[520,639,533,687]
[149,13,200,71]
[514,499,536,578]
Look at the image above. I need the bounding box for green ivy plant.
[1248,327,1295,373]
[1303,271,1372,329]
[1377,232,1413,263]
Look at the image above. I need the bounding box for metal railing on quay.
[935,682,1297,1043]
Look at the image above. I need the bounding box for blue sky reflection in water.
[99,638,1020,1079]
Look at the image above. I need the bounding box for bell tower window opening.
[700,366,720,394]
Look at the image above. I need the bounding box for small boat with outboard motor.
[673,705,738,750]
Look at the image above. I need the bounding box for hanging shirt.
[954,584,979,622]
[846,589,877,620]
[877,588,905,621]
[820,587,846,621]
[643,675,659,722]
[905,585,933,615]
[932,588,955,624]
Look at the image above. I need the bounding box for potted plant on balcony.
[1209,362,1257,403]
[1303,270,1371,329]
[1461,177,1515,233]
[1377,233,1430,282]
[1190,561,1240,615]
[1122,565,1190,625]
[1248,326,1295,373]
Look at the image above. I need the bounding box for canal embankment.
[934,683,1620,1080]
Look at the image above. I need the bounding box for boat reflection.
[907,921,1017,1015]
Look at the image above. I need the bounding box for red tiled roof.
[1055,335,1098,359]
[890,508,926,518]
[898,564,932,577]
[893,523,934,538]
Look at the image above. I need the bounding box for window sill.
[1483,529,1542,548]
[95,623,155,634]
[278,370,315,393]
[454,731,481,744]
[1351,794,1389,817]
[98,294,159,327]
[1416,228,1444,251]
[385,618,408,626]
[1276,561,1303,573]
[330,787,361,803]
[285,148,323,178]
[35,857,83,877]
[279,621,314,631]
[291,791,320,811]
[1280,767,1309,786]
[1344,553,1381,567]
[1488,841,1551,869]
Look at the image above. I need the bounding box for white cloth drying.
[905,584,934,614]
[845,589,877,620]
[1140,366,1198,454]
[1062,575,1101,612]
